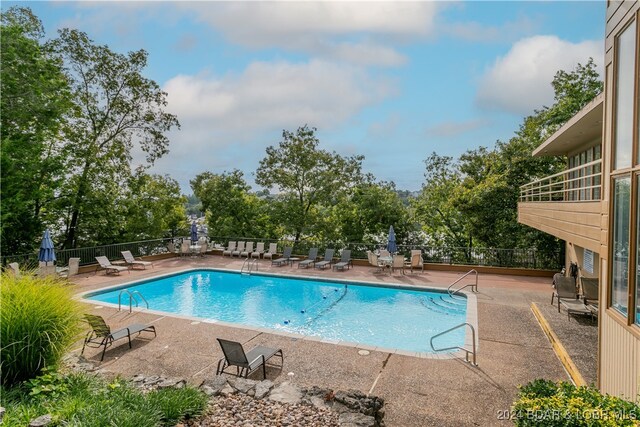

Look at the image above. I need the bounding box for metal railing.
[430,322,477,366]
[118,289,149,313]
[447,270,478,297]
[519,159,602,202]
[241,258,259,275]
[2,236,562,271]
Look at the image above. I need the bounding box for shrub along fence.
[1,236,563,271]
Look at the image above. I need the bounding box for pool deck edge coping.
[76,266,480,362]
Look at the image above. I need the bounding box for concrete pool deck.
[70,255,595,426]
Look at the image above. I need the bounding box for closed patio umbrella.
[387,225,397,254]
[38,229,56,265]
[190,221,198,242]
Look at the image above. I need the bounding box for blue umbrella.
[190,221,198,242]
[387,225,397,254]
[38,229,56,265]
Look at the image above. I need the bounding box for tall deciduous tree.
[50,29,179,248]
[0,7,71,256]
[191,170,274,238]
[123,171,187,240]
[256,125,363,243]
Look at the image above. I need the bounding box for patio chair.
[332,250,352,271]
[272,247,293,266]
[67,257,80,277]
[367,251,384,273]
[180,240,191,257]
[222,241,236,257]
[379,249,390,258]
[199,242,208,257]
[298,248,318,268]
[241,242,254,258]
[7,262,20,278]
[581,277,599,304]
[216,338,283,379]
[233,241,246,257]
[252,242,265,259]
[314,249,335,270]
[263,243,278,260]
[391,254,405,274]
[95,256,129,275]
[81,314,156,361]
[560,299,595,321]
[121,250,153,270]
[404,250,424,273]
[551,276,577,312]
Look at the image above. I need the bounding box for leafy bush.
[0,272,82,386]
[512,379,640,426]
[0,371,208,427]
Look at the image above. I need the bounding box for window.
[611,176,631,316]
[614,20,637,169]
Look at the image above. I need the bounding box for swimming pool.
[84,269,474,354]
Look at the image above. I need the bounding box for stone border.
[75,267,478,361]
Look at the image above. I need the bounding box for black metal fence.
[2,236,563,271]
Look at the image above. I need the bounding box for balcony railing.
[519,159,602,202]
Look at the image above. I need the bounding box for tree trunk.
[62,160,92,249]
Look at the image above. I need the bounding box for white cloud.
[443,16,538,43]
[152,59,395,189]
[476,35,603,115]
[176,2,438,67]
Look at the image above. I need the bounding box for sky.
[9,1,605,193]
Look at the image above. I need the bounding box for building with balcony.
[519,0,640,402]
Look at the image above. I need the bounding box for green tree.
[123,171,187,240]
[49,29,179,249]
[454,59,602,252]
[191,170,274,238]
[0,7,71,256]
[337,180,410,244]
[412,153,469,247]
[255,125,363,243]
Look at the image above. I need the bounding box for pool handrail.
[118,289,149,313]
[430,322,477,366]
[447,269,478,297]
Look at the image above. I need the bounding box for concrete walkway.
[72,256,584,426]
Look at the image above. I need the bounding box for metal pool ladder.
[447,269,478,297]
[118,289,149,313]
[430,322,477,366]
[241,258,259,275]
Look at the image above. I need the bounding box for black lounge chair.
[272,246,292,266]
[216,338,283,379]
[81,314,156,361]
[333,250,353,271]
[298,248,318,268]
[314,249,335,270]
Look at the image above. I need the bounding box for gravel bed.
[182,393,340,427]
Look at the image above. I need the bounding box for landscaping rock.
[0,407,5,423]
[254,379,273,399]
[219,383,236,396]
[29,414,52,427]
[339,411,377,427]
[268,381,302,404]
[229,377,257,393]
[199,375,228,396]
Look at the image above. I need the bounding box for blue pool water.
[85,270,468,353]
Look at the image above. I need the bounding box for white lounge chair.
[95,256,128,275]
[263,243,278,260]
[241,241,254,258]
[252,242,265,259]
[233,241,245,257]
[223,241,236,257]
[121,251,153,270]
